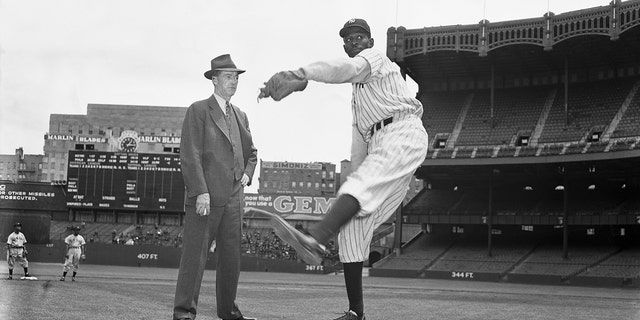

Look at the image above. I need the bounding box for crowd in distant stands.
[242,229,297,261]
[65,222,339,264]
[241,225,340,264]
[109,225,183,247]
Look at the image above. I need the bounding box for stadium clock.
[118,130,140,153]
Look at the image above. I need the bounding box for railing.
[388,0,640,60]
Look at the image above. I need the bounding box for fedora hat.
[204,54,245,79]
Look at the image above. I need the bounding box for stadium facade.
[370,0,640,286]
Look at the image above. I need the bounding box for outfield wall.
[2,241,338,275]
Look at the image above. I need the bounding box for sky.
[0,0,609,191]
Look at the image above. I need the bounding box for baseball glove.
[22,249,28,258]
[80,254,86,261]
[258,70,308,101]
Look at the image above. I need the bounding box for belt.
[370,117,393,136]
[69,246,81,248]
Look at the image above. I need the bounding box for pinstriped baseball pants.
[337,115,428,263]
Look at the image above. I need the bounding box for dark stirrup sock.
[308,194,361,244]
[343,262,364,317]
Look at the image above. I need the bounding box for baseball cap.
[339,18,371,38]
[14,222,22,227]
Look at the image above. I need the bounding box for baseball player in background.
[6,222,30,280]
[60,226,86,281]
[258,18,428,320]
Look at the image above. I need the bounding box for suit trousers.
[173,180,244,320]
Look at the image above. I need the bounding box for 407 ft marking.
[137,253,158,260]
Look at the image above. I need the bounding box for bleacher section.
[50,220,181,246]
[420,77,640,157]
[403,189,461,215]
[580,248,640,278]
[428,243,533,274]
[612,84,640,138]
[455,87,549,146]
[373,233,450,271]
[539,79,634,143]
[421,91,470,138]
[373,232,640,283]
[511,245,618,276]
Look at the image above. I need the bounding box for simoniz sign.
[262,161,323,170]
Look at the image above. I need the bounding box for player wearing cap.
[60,226,86,281]
[257,18,428,320]
[6,222,30,280]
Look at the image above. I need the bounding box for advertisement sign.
[244,193,336,219]
[0,182,66,211]
[261,161,322,170]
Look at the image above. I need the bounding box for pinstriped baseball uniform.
[301,48,428,262]
[7,232,29,269]
[63,233,86,272]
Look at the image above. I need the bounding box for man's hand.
[241,173,250,187]
[195,193,210,216]
[258,70,308,101]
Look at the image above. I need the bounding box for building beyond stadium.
[43,104,186,182]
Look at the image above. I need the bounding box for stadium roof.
[388,0,640,83]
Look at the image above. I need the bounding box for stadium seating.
[403,189,462,215]
[419,77,640,155]
[511,245,618,276]
[454,87,550,147]
[421,91,470,138]
[580,248,640,278]
[373,234,451,271]
[496,146,517,157]
[449,188,489,215]
[538,79,634,143]
[428,243,533,274]
[612,85,640,138]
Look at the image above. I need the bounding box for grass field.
[0,262,638,320]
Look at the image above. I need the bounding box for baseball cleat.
[333,310,365,320]
[6,275,12,280]
[72,277,76,282]
[244,207,325,265]
[59,277,65,281]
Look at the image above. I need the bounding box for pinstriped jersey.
[353,48,423,142]
[64,234,86,247]
[7,232,27,247]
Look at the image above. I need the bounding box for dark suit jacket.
[180,94,257,206]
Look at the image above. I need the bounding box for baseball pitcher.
[256,18,428,320]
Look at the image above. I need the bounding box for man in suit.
[173,54,258,320]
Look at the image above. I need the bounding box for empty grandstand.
[371,0,640,287]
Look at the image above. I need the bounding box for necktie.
[225,101,232,129]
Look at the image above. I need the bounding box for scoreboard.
[66,151,185,211]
